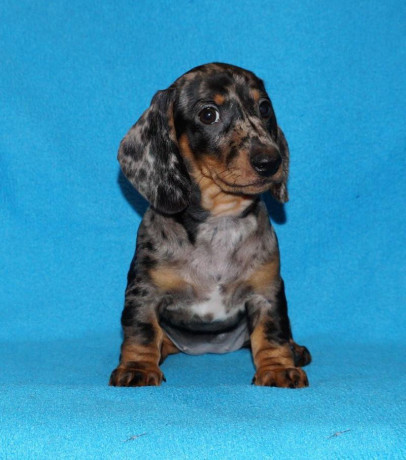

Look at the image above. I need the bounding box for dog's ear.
[118,88,191,214]
[269,126,290,203]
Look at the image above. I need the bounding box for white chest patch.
[189,286,230,321]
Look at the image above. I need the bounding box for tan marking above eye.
[251,89,261,102]
[214,94,225,105]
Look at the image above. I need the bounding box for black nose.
[250,152,282,177]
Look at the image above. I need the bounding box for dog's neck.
[174,181,260,245]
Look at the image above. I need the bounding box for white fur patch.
[190,286,230,321]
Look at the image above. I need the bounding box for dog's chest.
[157,209,274,354]
[176,214,259,320]
[189,214,255,274]
[162,219,255,353]
[198,213,257,266]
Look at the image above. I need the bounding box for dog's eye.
[259,99,272,119]
[199,106,220,125]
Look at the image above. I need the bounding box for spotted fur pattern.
[110,63,311,388]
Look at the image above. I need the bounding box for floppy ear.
[269,126,290,203]
[117,88,191,214]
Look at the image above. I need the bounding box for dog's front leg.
[246,281,309,388]
[109,297,165,387]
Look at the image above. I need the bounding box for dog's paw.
[290,342,312,367]
[253,367,309,388]
[109,364,165,387]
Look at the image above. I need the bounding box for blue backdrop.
[1,1,405,458]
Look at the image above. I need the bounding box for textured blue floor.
[1,0,405,458]
[2,338,405,458]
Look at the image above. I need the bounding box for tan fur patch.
[179,133,258,193]
[251,89,261,102]
[178,134,255,217]
[149,266,189,292]
[197,173,255,217]
[178,133,200,173]
[167,102,177,143]
[250,320,309,387]
[250,322,294,370]
[120,318,164,365]
[120,341,160,366]
[160,334,180,362]
[246,256,280,293]
[214,94,225,105]
[109,318,168,386]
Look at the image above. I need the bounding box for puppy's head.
[118,63,290,214]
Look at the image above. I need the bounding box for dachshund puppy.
[110,63,311,388]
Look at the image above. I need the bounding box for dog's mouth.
[195,158,281,197]
[212,174,273,195]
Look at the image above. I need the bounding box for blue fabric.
[1,0,405,458]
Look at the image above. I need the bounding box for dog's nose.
[250,152,282,177]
